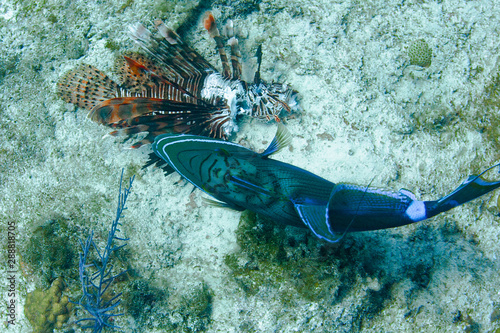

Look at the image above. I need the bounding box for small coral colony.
[58,12,500,242]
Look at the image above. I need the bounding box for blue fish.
[152,125,500,242]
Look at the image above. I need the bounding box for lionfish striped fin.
[129,20,215,104]
[228,36,242,80]
[203,12,231,79]
[57,64,120,110]
[115,53,204,105]
[115,53,157,94]
[89,97,230,147]
[57,17,265,150]
[88,97,213,125]
[110,109,232,148]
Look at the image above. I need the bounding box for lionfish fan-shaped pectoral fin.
[294,203,343,243]
[57,64,120,110]
[92,98,226,148]
[425,163,500,218]
[116,53,205,105]
[124,133,159,149]
[118,124,210,149]
[129,21,216,94]
[88,97,216,126]
[115,53,157,94]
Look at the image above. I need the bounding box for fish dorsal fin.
[294,203,342,243]
[261,124,292,158]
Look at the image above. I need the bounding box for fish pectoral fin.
[294,203,342,243]
[426,163,500,218]
[261,123,292,158]
[228,175,273,197]
[202,197,246,211]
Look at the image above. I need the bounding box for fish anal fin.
[294,203,341,243]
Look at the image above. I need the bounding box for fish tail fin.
[294,203,344,243]
[57,64,120,110]
[425,163,500,218]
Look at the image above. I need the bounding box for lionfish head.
[244,81,301,122]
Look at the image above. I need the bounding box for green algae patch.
[221,210,411,331]
[124,278,214,332]
[175,282,213,332]
[117,0,134,14]
[224,211,350,302]
[223,212,488,330]
[484,68,500,109]
[473,56,500,152]
[123,278,167,321]
[105,39,121,51]
[22,217,79,287]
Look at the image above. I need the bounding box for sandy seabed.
[1,0,500,332]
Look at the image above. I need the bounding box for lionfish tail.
[57,64,120,110]
[247,82,301,122]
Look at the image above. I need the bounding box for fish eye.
[215,148,230,157]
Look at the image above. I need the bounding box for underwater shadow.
[225,211,498,330]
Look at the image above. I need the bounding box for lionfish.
[58,12,300,148]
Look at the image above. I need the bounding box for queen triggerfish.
[152,125,500,242]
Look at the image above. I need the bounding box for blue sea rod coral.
[73,171,134,332]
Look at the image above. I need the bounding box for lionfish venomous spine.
[58,12,300,148]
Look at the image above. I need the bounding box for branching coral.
[73,170,134,332]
